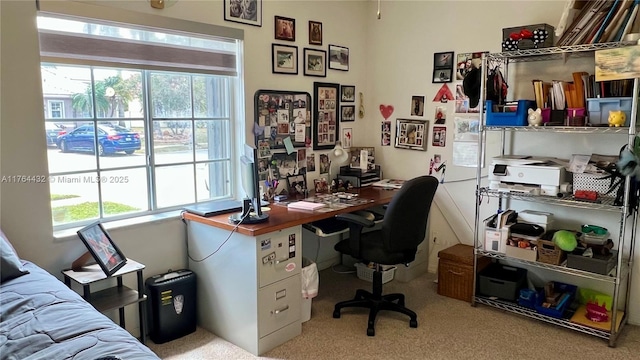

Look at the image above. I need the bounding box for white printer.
[489,155,570,196]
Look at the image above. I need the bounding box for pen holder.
[549,109,566,124]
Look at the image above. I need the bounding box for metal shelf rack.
[472,43,639,347]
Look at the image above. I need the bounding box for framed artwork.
[303,48,326,77]
[76,222,127,276]
[341,105,355,122]
[411,95,424,116]
[433,51,454,83]
[287,174,307,195]
[313,82,340,150]
[341,85,355,102]
[254,90,311,149]
[224,0,262,27]
[309,21,323,45]
[394,118,428,151]
[275,16,295,41]
[328,44,349,71]
[272,44,298,75]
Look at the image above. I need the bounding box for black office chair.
[332,176,439,336]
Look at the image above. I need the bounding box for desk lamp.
[329,141,349,190]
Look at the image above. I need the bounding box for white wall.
[1,0,639,335]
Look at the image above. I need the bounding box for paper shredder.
[145,269,197,344]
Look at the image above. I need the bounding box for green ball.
[552,230,578,252]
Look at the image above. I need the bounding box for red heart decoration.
[379,104,394,120]
[520,29,533,39]
[509,32,521,40]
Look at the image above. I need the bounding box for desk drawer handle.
[447,269,464,276]
[274,257,289,265]
[272,305,289,315]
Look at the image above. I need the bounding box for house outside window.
[37,13,243,228]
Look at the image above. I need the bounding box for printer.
[489,155,570,196]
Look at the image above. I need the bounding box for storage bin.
[517,210,553,231]
[485,100,537,126]
[586,97,633,126]
[478,263,527,301]
[534,282,577,319]
[572,171,619,197]
[437,244,491,303]
[505,239,538,261]
[355,262,396,284]
[502,23,555,50]
[518,288,539,309]
[567,248,617,275]
[537,239,566,265]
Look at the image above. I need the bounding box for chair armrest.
[335,213,375,228]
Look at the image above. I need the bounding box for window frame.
[48,100,65,118]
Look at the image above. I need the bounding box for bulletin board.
[254,90,312,149]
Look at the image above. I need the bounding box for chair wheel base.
[410,319,418,328]
[333,310,341,318]
[367,327,375,336]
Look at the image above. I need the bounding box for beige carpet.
[148,268,640,360]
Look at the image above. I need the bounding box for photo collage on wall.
[381,120,392,146]
[316,86,338,147]
[255,91,311,149]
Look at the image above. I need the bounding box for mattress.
[0,261,160,360]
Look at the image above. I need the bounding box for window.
[48,100,64,118]
[38,12,243,228]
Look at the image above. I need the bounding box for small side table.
[62,258,148,344]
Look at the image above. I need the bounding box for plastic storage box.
[534,282,577,319]
[478,263,527,301]
[586,97,632,126]
[485,100,537,126]
[567,249,617,275]
[146,269,197,344]
[502,23,555,50]
[437,244,491,302]
[355,262,396,284]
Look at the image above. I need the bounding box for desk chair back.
[382,176,439,255]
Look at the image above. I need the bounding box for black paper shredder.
[145,269,197,344]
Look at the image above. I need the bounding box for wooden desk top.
[182,187,398,237]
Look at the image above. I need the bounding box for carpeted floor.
[148,268,640,359]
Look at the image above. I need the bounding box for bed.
[0,230,160,360]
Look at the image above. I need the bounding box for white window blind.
[37,12,240,76]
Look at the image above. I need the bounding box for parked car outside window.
[56,124,141,156]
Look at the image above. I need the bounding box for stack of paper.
[287,201,326,211]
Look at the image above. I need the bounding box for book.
[591,0,621,43]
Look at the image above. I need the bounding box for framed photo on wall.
[76,222,127,276]
[224,0,262,27]
[328,44,349,71]
[394,118,428,151]
[313,82,340,150]
[433,51,454,83]
[341,105,355,122]
[303,48,326,77]
[272,44,298,75]
[275,16,295,41]
[309,21,323,45]
[341,85,355,102]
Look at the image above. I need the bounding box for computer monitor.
[229,144,269,224]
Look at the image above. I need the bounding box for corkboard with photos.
[254,90,312,149]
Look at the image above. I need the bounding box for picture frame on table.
[341,105,355,122]
[272,44,298,75]
[328,44,349,71]
[313,82,340,150]
[394,118,428,151]
[224,0,262,27]
[275,16,295,41]
[341,85,355,102]
[287,174,307,195]
[76,222,127,277]
[432,51,454,83]
[303,48,326,77]
[309,21,323,45]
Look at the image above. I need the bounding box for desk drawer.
[258,274,301,337]
[258,227,302,288]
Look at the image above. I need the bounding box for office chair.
[332,175,438,336]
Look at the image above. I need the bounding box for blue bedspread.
[0,261,159,360]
